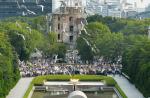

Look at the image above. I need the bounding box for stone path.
[6,77,33,98]
[111,75,145,98]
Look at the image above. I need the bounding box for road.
[6,77,33,98]
[111,75,145,98]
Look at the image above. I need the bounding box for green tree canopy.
[0,32,20,98]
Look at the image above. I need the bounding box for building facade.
[51,0,86,49]
[86,0,122,18]
[86,0,139,18]
[0,0,53,19]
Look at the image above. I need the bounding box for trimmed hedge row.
[23,75,127,98]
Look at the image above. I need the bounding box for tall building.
[121,0,137,18]
[104,0,120,5]
[0,0,53,19]
[86,0,102,15]
[101,0,122,18]
[50,0,86,49]
[102,3,109,16]
[52,0,61,12]
[86,0,122,18]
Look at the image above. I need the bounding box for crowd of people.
[19,59,122,77]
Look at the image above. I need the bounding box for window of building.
[58,34,60,40]
[58,23,60,30]
[75,3,79,6]
[58,16,60,21]
[69,36,73,42]
[70,26,74,32]
[69,17,73,21]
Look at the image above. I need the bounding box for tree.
[2,21,47,61]
[87,14,150,35]
[44,32,67,59]
[86,15,150,97]
[96,33,124,64]
[77,22,111,63]
[76,37,94,63]
[122,35,150,97]
[48,32,57,45]
[0,32,20,98]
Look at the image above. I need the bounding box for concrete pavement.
[6,77,33,98]
[111,75,145,98]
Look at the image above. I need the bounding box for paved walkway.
[111,75,145,98]
[6,77,33,98]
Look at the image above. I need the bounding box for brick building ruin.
[50,0,87,49]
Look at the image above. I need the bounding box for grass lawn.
[23,75,127,98]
